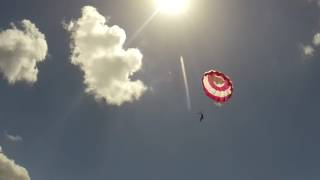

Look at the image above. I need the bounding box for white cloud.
[303,0,320,57]
[307,0,320,6]
[0,147,30,180]
[66,6,147,106]
[302,45,315,57]
[4,131,23,143]
[312,33,320,46]
[0,19,48,84]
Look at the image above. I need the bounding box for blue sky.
[0,0,320,180]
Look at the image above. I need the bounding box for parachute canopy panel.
[202,70,233,103]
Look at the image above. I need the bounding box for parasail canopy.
[202,70,233,103]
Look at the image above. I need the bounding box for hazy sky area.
[0,0,320,180]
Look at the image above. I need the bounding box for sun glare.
[155,0,188,15]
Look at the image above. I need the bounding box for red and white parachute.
[202,70,234,103]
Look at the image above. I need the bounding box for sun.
[154,0,189,15]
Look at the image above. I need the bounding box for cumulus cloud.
[312,33,320,46]
[303,0,320,57]
[0,19,48,84]
[301,31,320,59]
[0,147,30,180]
[302,45,315,57]
[66,6,147,105]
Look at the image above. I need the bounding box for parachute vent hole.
[212,75,224,86]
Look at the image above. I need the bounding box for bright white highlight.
[180,56,191,111]
[155,0,188,15]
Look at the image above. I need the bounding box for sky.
[0,0,320,180]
